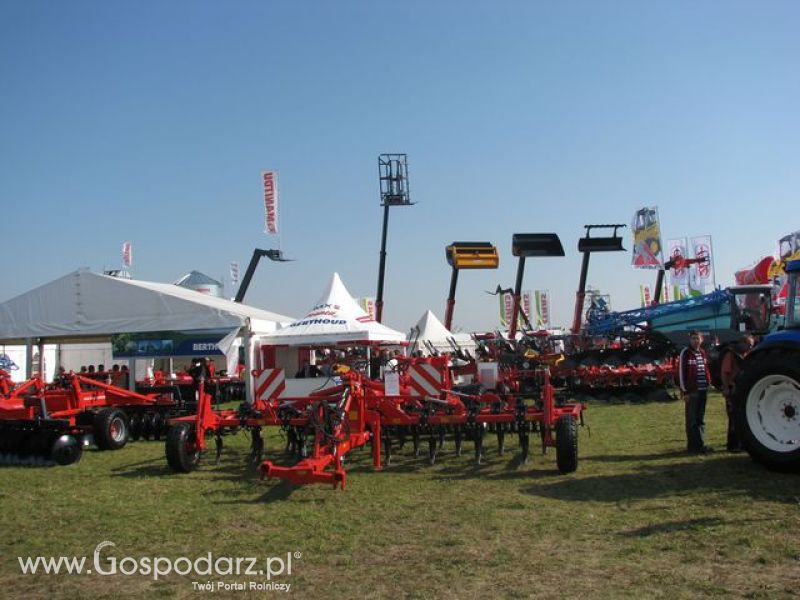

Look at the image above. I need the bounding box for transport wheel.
[555,415,578,474]
[151,412,165,441]
[734,349,800,471]
[94,408,130,451]
[142,412,156,440]
[166,422,201,473]
[129,412,143,441]
[51,435,83,465]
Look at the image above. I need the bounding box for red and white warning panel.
[406,362,444,397]
[252,369,286,402]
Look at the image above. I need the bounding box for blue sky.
[1,1,799,333]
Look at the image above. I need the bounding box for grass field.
[1,393,798,599]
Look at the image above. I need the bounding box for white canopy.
[0,269,294,341]
[408,310,476,355]
[259,273,405,346]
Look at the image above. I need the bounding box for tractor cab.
[728,285,774,335]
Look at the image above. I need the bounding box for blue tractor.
[734,259,800,470]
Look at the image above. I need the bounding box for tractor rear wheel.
[51,435,83,465]
[166,422,201,473]
[94,408,130,451]
[555,415,578,473]
[734,349,800,471]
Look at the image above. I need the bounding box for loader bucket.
[446,242,500,269]
[511,233,565,257]
[577,224,626,253]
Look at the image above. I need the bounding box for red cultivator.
[0,370,187,466]
[165,353,585,490]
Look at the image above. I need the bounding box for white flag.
[122,241,132,268]
[262,171,278,235]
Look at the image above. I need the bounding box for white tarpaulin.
[258,273,405,346]
[409,310,476,356]
[0,269,294,341]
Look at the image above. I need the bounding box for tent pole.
[25,338,33,380]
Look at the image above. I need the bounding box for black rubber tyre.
[555,415,578,474]
[51,435,83,465]
[93,408,130,451]
[166,422,201,473]
[734,348,800,471]
[129,412,142,441]
[151,412,165,441]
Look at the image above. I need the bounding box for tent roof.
[259,273,405,346]
[0,269,294,341]
[174,270,222,287]
[411,310,454,343]
[409,309,474,352]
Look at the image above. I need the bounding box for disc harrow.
[0,371,192,466]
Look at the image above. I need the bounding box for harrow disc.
[51,435,83,466]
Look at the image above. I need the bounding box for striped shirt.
[694,350,708,391]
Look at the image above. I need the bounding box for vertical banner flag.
[499,292,515,328]
[667,238,690,287]
[631,207,664,269]
[122,241,132,268]
[661,284,670,304]
[522,291,532,328]
[690,235,714,294]
[640,285,652,307]
[536,290,551,329]
[230,261,240,287]
[262,171,278,234]
[358,297,377,320]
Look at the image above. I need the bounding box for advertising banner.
[631,207,664,269]
[262,171,278,235]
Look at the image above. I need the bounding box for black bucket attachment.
[577,224,626,253]
[512,234,565,257]
[446,242,500,269]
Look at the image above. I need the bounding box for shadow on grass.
[619,516,724,537]
[582,450,691,463]
[520,456,800,504]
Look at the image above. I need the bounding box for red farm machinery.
[163,233,586,489]
[0,369,193,465]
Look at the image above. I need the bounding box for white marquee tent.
[0,269,294,386]
[408,310,476,356]
[258,273,405,346]
[0,269,293,342]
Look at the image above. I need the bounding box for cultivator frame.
[165,350,585,489]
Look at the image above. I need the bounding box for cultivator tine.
[214,432,223,465]
[428,433,438,465]
[382,434,392,465]
[497,427,505,455]
[249,427,264,465]
[454,427,463,456]
[519,426,530,464]
[412,427,421,457]
[474,425,484,464]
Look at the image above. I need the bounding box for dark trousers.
[684,390,708,452]
[724,394,740,450]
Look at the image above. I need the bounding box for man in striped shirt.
[679,331,713,454]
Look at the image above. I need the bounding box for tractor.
[733,259,800,470]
